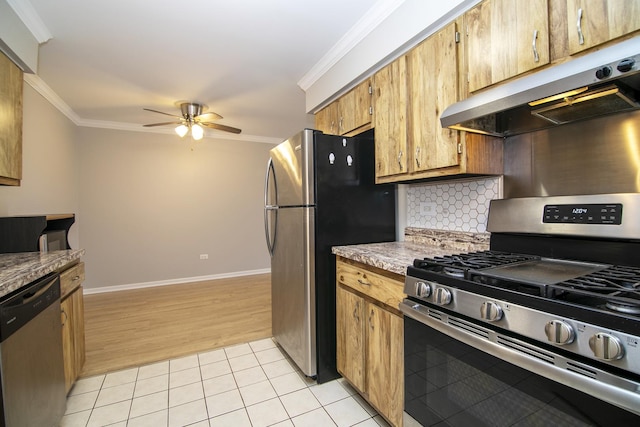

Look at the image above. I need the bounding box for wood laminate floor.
[81,273,271,377]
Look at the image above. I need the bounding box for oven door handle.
[399,299,640,416]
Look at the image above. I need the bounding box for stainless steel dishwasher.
[0,273,66,427]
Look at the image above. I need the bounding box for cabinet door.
[339,79,372,135]
[72,286,86,375]
[61,296,75,393]
[373,56,408,179]
[467,0,549,92]
[61,287,86,394]
[336,285,365,391]
[409,22,460,173]
[0,52,23,186]
[366,302,404,427]
[315,102,339,135]
[567,0,640,54]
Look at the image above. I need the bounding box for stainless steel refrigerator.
[264,128,396,383]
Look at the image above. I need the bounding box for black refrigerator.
[264,128,396,383]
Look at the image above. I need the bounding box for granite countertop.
[0,249,85,298]
[332,227,490,276]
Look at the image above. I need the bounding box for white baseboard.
[83,268,271,295]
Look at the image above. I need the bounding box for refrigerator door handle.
[264,158,277,256]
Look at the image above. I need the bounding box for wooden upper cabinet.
[339,79,372,135]
[467,0,549,92]
[567,0,640,55]
[315,102,339,135]
[373,56,408,179]
[408,21,460,173]
[0,52,23,186]
[315,79,372,136]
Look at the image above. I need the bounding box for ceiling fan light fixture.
[191,124,204,140]
[175,124,189,137]
[144,102,241,138]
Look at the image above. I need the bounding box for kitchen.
[1,0,640,426]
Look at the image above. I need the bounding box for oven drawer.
[336,258,404,308]
[59,262,85,298]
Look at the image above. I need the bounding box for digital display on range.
[543,204,622,225]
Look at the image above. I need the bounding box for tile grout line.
[64,338,385,427]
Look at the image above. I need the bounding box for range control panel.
[543,204,623,225]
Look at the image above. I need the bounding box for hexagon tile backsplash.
[406,177,502,233]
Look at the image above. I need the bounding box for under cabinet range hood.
[440,37,640,137]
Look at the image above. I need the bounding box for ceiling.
[17,0,390,142]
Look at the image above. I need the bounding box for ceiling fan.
[143,102,241,140]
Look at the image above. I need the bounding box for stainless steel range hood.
[440,37,640,137]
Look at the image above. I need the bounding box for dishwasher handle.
[0,273,61,342]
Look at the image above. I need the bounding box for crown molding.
[23,73,81,123]
[78,119,283,144]
[23,74,282,145]
[297,0,405,91]
[7,0,52,43]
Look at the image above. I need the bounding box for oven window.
[404,316,639,426]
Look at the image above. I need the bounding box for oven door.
[400,300,640,426]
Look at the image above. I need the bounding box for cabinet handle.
[415,146,421,168]
[532,29,539,63]
[369,308,374,330]
[73,275,81,281]
[577,8,584,45]
[353,301,360,322]
[397,150,403,170]
[357,279,370,286]
[61,308,68,326]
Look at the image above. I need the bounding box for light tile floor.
[61,338,391,427]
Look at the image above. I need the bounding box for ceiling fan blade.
[143,121,183,127]
[196,111,222,121]
[200,122,242,134]
[143,108,183,119]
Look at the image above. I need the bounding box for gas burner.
[443,267,465,278]
[605,301,640,315]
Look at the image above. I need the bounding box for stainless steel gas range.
[401,193,640,426]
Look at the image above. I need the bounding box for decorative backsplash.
[406,177,502,232]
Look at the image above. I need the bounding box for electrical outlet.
[199,254,209,260]
[420,202,437,217]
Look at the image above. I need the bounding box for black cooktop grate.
[551,265,640,314]
[414,250,539,270]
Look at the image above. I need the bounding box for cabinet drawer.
[60,262,85,298]
[337,259,404,309]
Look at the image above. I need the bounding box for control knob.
[589,333,624,361]
[415,281,432,298]
[479,301,503,322]
[544,320,575,345]
[595,66,612,80]
[433,287,452,306]
[617,58,635,73]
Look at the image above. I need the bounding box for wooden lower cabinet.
[336,258,404,426]
[60,262,86,393]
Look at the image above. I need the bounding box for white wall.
[1,82,275,291]
[0,83,80,247]
[76,127,274,290]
